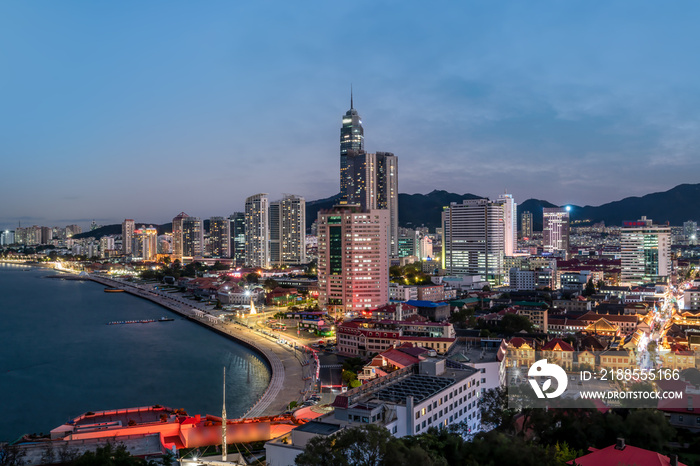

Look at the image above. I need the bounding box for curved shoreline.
[86,274,308,418]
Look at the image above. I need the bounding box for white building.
[121,219,135,255]
[245,193,270,268]
[543,207,570,256]
[620,217,671,285]
[265,359,483,466]
[389,283,418,301]
[269,194,306,266]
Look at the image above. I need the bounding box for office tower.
[209,217,231,258]
[441,197,515,284]
[343,151,399,257]
[182,217,204,259]
[270,195,306,266]
[245,193,269,268]
[340,90,364,198]
[521,211,533,238]
[317,205,389,316]
[131,225,157,260]
[499,193,517,256]
[684,220,698,245]
[398,228,417,258]
[621,216,671,285]
[122,219,135,255]
[543,207,570,256]
[171,212,189,260]
[229,212,246,266]
[40,227,52,244]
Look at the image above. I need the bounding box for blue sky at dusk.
[2,1,700,230]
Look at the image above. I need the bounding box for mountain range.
[73,183,700,239]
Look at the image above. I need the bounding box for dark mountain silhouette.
[72,183,700,240]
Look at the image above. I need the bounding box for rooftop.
[294,420,344,436]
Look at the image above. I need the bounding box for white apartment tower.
[621,216,671,285]
[245,193,270,268]
[270,195,306,266]
[441,196,516,284]
[543,207,570,256]
[121,219,135,255]
[317,205,389,317]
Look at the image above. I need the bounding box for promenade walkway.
[89,275,313,418]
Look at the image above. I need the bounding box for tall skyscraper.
[209,217,231,258]
[182,217,204,259]
[343,151,399,257]
[500,193,517,256]
[543,207,570,256]
[317,205,389,316]
[340,90,364,198]
[172,212,189,260]
[245,193,269,268]
[122,219,135,255]
[521,211,533,238]
[442,197,515,284]
[270,195,306,266]
[621,216,671,285]
[229,212,246,266]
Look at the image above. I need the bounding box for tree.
[478,387,519,433]
[295,424,393,466]
[246,272,259,284]
[499,314,534,335]
[0,443,26,466]
[264,278,279,290]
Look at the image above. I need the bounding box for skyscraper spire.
[350,84,354,109]
[222,366,227,461]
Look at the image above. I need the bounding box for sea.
[0,263,271,442]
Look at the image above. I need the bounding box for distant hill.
[74,183,700,240]
[569,183,700,226]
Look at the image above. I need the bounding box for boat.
[104,288,125,293]
[158,317,174,322]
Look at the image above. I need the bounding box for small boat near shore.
[104,288,125,293]
[158,317,174,322]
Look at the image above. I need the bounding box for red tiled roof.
[569,444,686,466]
[541,338,575,352]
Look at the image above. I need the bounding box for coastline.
[85,274,311,418]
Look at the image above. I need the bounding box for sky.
[2,1,700,230]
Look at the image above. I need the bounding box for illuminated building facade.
[317,205,389,316]
[269,194,306,266]
[340,91,364,200]
[172,212,189,260]
[230,212,246,266]
[520,211,533,238]
[543,207,570,256]
[441,196,516,284]
[182,217,204,259]
[121,219,135,255]
[620,216,671,285]
[245,193,269,268]
[208,216,231,258]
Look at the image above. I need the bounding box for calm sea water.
[0,264,270,441]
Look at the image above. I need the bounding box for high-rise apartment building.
[65,225,82,238]
[182,217,204,259]
[521,211,533,238]
[269,195,306,266]
[100,235,115,258]
[442,196,516,284]
[245,193,269,268]
[0,230,14,246]
[209,217,231,258]
[229,212,246,266]
[500,193,517,256]
[621,216,671,285]
[133,225,158,260]
[172,212,189,260]
[340,91,364,198]
[317,205,389,316]
[342,151,399,257]
[543,207,570,256]
[122,219,135,255]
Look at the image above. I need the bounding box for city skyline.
[3,2,700,230]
